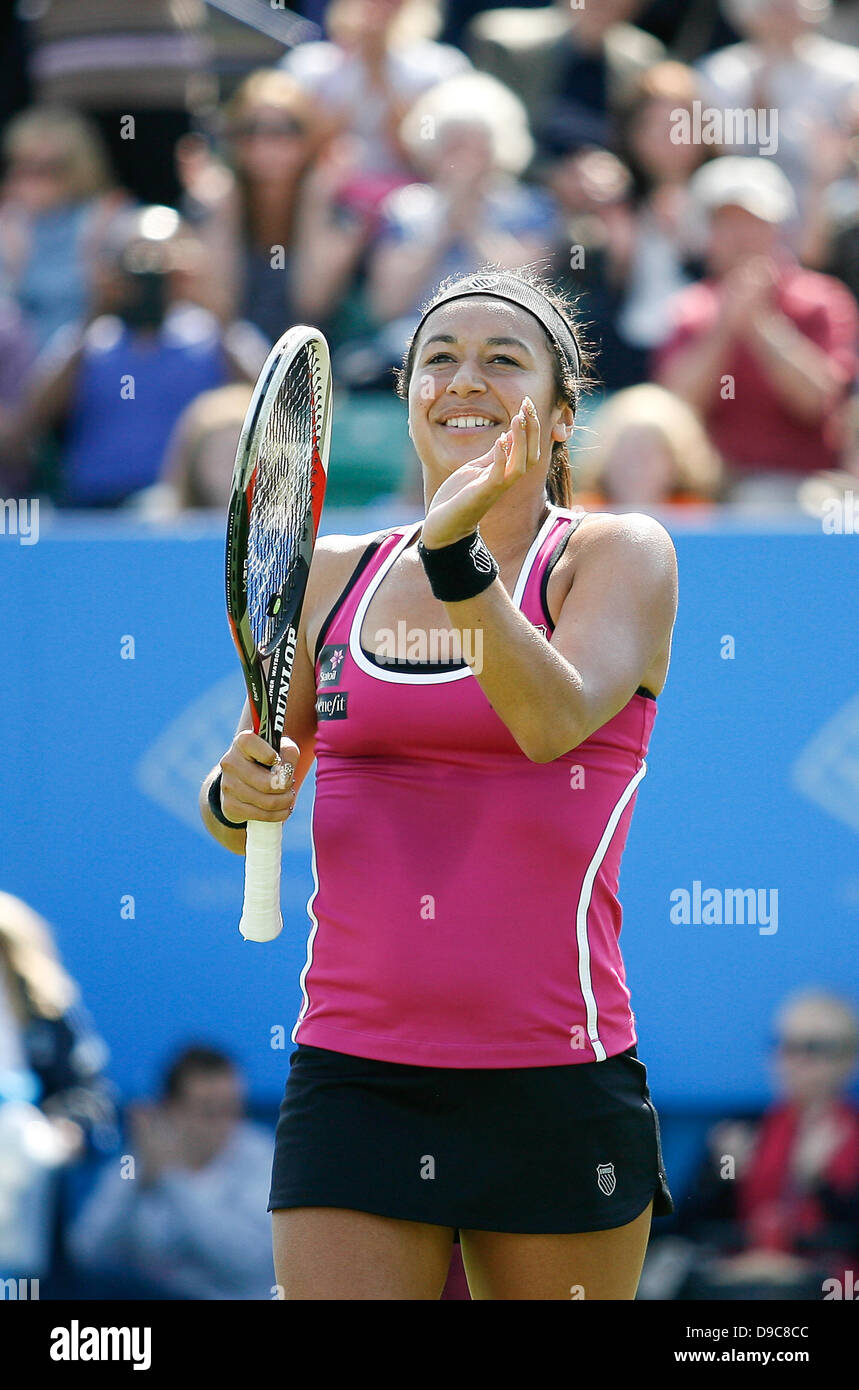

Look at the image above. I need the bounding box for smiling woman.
[396,267,587,512]
[201,265,679,1300]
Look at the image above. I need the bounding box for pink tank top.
[292,505,658,1067]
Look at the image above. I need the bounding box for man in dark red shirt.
[653,156,858,495]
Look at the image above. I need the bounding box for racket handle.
[239,820,284,942]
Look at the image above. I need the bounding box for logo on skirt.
[596,1162,616,1196]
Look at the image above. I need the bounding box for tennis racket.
[225,326,332,941]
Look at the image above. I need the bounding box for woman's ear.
[550,404,574,443]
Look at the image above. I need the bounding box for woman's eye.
[423,352,520,366]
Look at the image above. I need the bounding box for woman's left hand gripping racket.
[225,326,332,941]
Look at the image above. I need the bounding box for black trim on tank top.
[318,521,660,694]
[539,513,586,631]
[329,523,466,673]
[359,646,465,673]
[540,514,657,702]
[313,535,386,664]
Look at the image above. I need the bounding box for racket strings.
[246,344,319,653]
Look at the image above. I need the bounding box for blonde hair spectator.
[0,891,78,1021]
[161,383,255,511]
[574,384,723,506]
[221,69,320,155]
[3,107,113,204]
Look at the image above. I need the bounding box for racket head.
[226,326,331,750]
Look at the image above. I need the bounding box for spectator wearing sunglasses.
[179,69,371,346]
[648,989,859,1300]
[0,106,129,353]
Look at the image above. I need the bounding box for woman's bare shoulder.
[304,525,406,633]
[311,527,393,581]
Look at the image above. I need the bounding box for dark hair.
[162,1045,236,1101]
[394,265,592,508]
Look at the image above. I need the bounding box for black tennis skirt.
[268,1043,674,1234]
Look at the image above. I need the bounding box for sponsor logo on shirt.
[318,644,347,687]
[316,691,348,721]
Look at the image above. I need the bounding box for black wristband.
[207,771,247,830]
[418,529,499,602]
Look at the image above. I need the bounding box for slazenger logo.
[316,691,348,720]
[596,1162,616,1196]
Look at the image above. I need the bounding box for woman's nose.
[448,361,486,393]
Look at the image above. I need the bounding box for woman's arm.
[199,533,376,848]
[747,309,851,425]
[290,151,369,323]
[368,219,457,324]
[421,404,678,762]
[199,617,318,854]
[443,511,677,761]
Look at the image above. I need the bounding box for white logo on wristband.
[469,537,493,573]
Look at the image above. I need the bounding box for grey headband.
[411,274,581,379]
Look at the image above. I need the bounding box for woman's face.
[4,137,74,213]
[706,204,777,275]
[229,103,310,183]
[407,298,572,482]
[630,98,703,183]
[602,424,676,504]
[732,0,809,46]
[773,1000,858,1106]
[435,123,495,184]
[329,0,404,45]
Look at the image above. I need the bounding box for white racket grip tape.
[239,819,284,941]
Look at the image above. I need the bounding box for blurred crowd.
[0,0,858,518]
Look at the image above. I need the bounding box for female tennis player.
[201,266,678,1300]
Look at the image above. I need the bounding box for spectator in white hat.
[653,155,858,500]
[696,0,859,218]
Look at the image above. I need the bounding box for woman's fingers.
[221,766,297,822]
[505,411,528,480]
[423,399,546,546]
[489,433,509,483]
[220,730,299,822]
[522,395,541,465]
[224,788,297,823]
